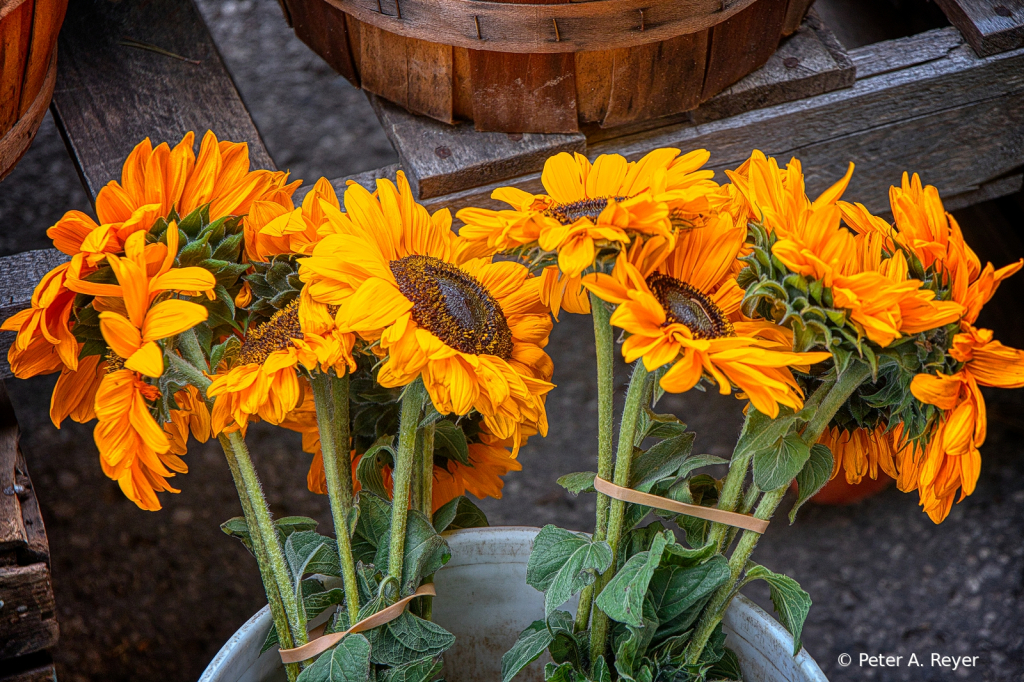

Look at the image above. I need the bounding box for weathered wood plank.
[50,0,276,200]
[369,94,585,199]
[782,0,814,36]
[0,563,58,660]
[850,26,964,79]
[592,41,1024,210]
[0,652,57,682]
[934,0,1024,57]
[0,250,71,381]
[0,378,25,553]
[14,431,49,568]
[943,173,1024,212]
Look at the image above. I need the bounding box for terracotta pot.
[277,0,816,133]
[199,526,829,682]
[0,0,69,181]
[811,474,893,506]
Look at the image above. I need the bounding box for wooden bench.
[0,0,1022,676]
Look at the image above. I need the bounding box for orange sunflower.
[818,423,906,485]
[584,211,831,417]
[243,177,340,261]
[3,132,296,380]
[455,149,720,317]
[298,172,554,448]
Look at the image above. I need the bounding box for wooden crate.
[0,381,58,680]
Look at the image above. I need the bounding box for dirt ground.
[0,1,1022,680]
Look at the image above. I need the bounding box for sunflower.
[455,149,719,317]
[93,369,183,511]
[3,132,296,381]
[905,326,1024,522]
[49,354,105,427]
[244,177,340,261]
[298,172,554,447]
[818,423,905,485]
[584,212,831,418]
[731,152,962,347]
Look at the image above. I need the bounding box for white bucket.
[200,527,828,682]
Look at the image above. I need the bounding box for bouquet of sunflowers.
[4,132,1021,682]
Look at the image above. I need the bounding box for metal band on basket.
[320,0,760,53]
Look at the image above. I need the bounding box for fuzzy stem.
[309,372,361,627]
[388,379,427,588]
[167,350,212,392]
[685,361,873,664]
[226,431,308,650]
[220,436,301,682]
[684,486,786,664]
[575,293,617,634]
[589,362,651,665]
[420,422,436,518]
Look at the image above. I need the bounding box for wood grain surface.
[0,563,58,660]
[285,0,359,85]
[935,0,1024,57]
[701,0,790,100]
[370,95,584,197]
[50,0,275,200]
[317,0,760,53]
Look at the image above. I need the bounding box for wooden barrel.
[0,0,68,181]
[281,0,814,133]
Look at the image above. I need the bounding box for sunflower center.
[544,197,626,225]
[646,272,733,339]
[237,299,303,365]
[390,255,514,360]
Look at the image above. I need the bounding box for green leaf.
[789,444,833,523]
[734,406,797,460]
[614,604,658,681]
[277,516,320,537]
[209,335,241,371]
[594,532,668,627]
[676,454,729,480]
[556,471,597,496]
[630,433,695,492]
[745,563,811,655]
[220,516,253,552]
[432,420,470,465]
[353,492,392,563]
[432,496,489,533]
[295,633,372,682]
[365,610,455,666]
[356,436,395,500]
[286,531,342,585]
[752,434,810,492]
[378,656,443,682]
[708,647,742,680]
[646,556,729,625]
[375,510,451,595]
[591,655,611,682]
[526,526,613,616]
[640,410,688,442]
[543,662,586,682]
[502,619,554,682]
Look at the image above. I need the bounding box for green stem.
[575,293,616,634]
[309,372,361,627]
[167,350,212,393]
[177,328,209,373]
[589,362,651,666]
[685,361,873,664]
[388,379,427,589]
[685,486,787,664]
[226,431,309,650]
[220,436,301,682]
[420,421,436,518]
[723,483,762,554]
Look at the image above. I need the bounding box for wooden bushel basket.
[280,0,815,133]
[0,0,68,181]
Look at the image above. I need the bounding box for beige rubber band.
[279,583,437,664]
[594,477,769,534]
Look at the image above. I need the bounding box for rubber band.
[594,477,769,534]
[278,583,437,663]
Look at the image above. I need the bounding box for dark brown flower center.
[238,299,303,365]
[543,197,626,225]
[390,255,513,360]
[646,272,733,339]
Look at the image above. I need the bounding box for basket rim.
[321,0,761,53]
